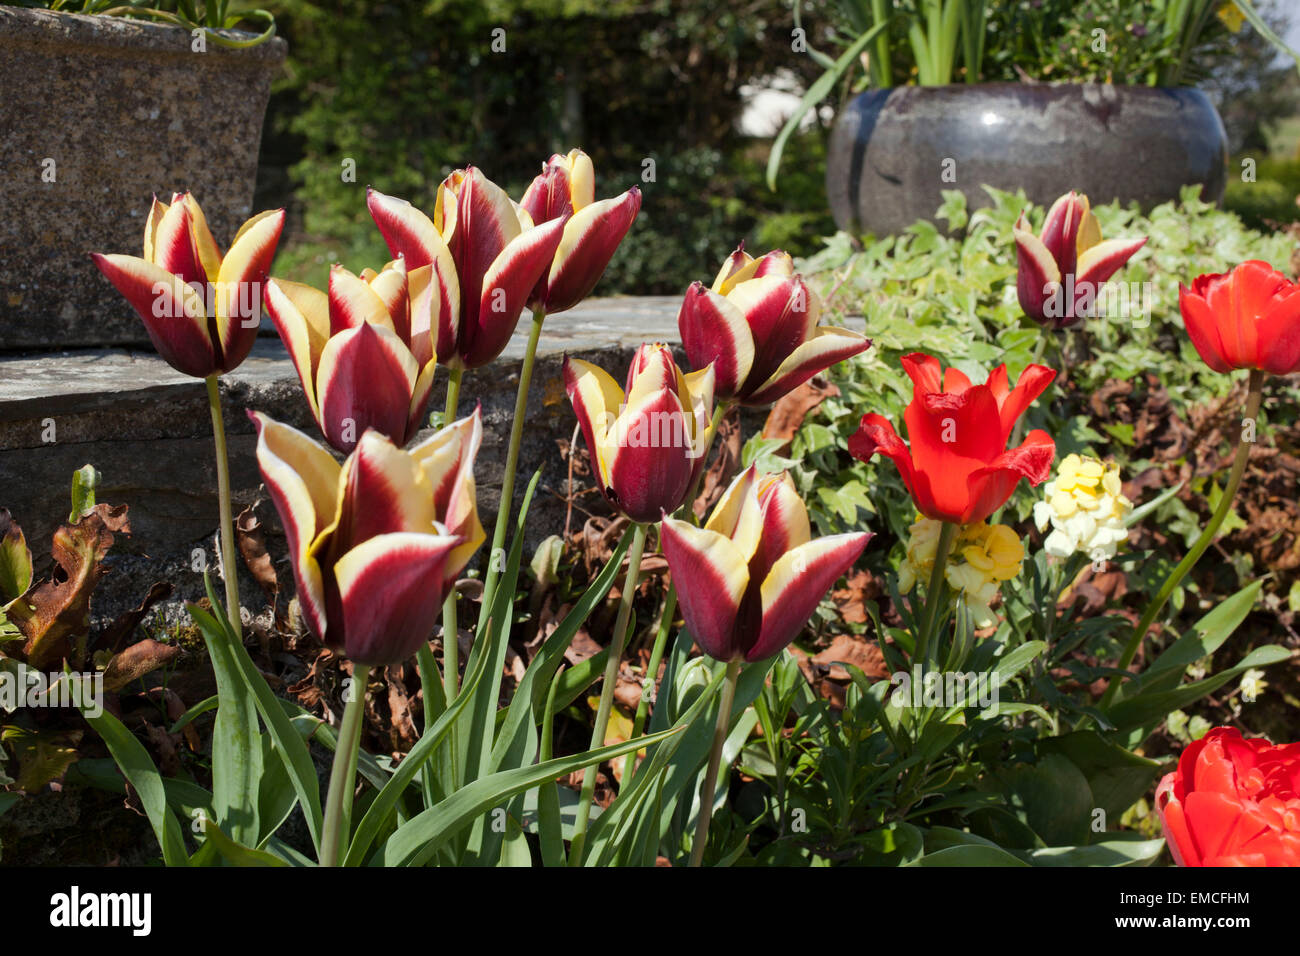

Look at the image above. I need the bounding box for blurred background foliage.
[250,0,1300,294]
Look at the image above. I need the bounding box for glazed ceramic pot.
[826,83,1228,235]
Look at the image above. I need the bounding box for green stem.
[204,374,241,639]
[689,657,742,868]
[321,663,370,867]
[441,367,464,703]
[481,308,546,616]
[915,521,958,668]
[1100,369,1265,709]
[624,400,729,773]
[568,521,648,864]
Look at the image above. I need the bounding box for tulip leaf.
[68,464,99,523]
[190,599,324,854]
[198,574,262,849]
[376,724,685,866]
[909,844,1030,867]
[462,470,541,788]
[1015,838,1166,867]
[199,819,290,867]
[75,679,190,867]
[342,628,492,866]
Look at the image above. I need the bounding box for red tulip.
[678,245,870,405]
[519,148,641,314]
[849,354,1056,524]
[1179,260,1300,375]
[366,168,566,369]
[92,193,284,377]
[1155,726,1300,866]
[660,466,869,662]
[564,343,715,523]
[249,409,485,666]
[1014,191,1146,328]
[263,260,438,454]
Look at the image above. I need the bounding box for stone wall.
[0,297,683,624]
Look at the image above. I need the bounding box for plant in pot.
[0,1,284,350]
[767,0,1300,235]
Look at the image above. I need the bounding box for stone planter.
[826,83,1228,235]
[0,7,285,350]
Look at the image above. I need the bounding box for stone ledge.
[0,296,682,623]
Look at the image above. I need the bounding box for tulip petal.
[727,274,816,388]
[1014,218,1060,324]
[751,474,812,583]
[605,387,696,522]
[1255,282,1300,374]
[536,187,641,314]
[328,264,395,336]
[712,245,756,295]
[405,358,440,444]
[407,262,456,369]
[316,322,420,452]
[410,409,486,583]
[745,326,871,406]
[1178,283,1233,373]
[1075,236,1146,289]
[142,195,168,262]
[264,278,331,418]
[332,531,459,665]
[750,532,869,662]
[215,208,285,371]
[247,411,339,644]
[327,429,434,557]
[990,363,1056,445]
[962,429,1056,524]
[660,516,749,662]
[1154,772,1196,866]
[181,193,223,282]
[462,215,566,367]
[677,282,755,399]
[848,413,933,517]
[151,197,206,288]
[367,188,444,269]
[92,253,216,377]
[703,464,761,541]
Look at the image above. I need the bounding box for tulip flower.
[365,167,566,370]
[1179,259,1300,375]
[1106,260,1295,706]
[660,465,870,663]
[849,354,1057,525]
[678,245,871,405]
[264,260,438,454]
[661,464,867,866]
[519,148,642,315]
[1014,191,1146,328]
[248,408,484,666]
[1155,726,1300,866]
[92,192,285,378]
[563,343,716,523]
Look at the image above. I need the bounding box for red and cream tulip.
[677,245,870,405]
[366,167,567,369]
[92,192,285,377]
[850,354,1057,525]
[1014,191,1146,328]
[263,259,438,454]
[249,409,485,667]
[660,465,869,662]
[563,343,715,523]
[519,148,642,314]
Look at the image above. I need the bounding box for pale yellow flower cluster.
[1032,453,1131,562]
[898,517,1025,626]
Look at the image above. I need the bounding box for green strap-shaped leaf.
[376,725,684,867]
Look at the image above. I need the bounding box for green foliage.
[1224,156,1300,229]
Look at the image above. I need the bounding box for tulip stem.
[689,657,742,867]
[204,374,241,639]
[624,583,677,785]
[481,308,546,616]
[568,520,648,864]
[442,369,464,704]
[321,663,370,867]
[1100,369,1265,711]
[915,521,958,668]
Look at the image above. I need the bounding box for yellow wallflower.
[1033,453,1132,561]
